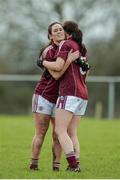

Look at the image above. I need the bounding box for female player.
[30,22,79,171]
[43,21,89,172]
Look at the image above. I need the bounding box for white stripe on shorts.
[32,94,56,116]
[56,96,88,115]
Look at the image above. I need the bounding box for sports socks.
[30,158,39,170]
[31,158,38,165]
[52,162,60,171]
[66,151,77,168]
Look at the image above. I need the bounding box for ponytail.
[63,21,87,56]
[72,29,87,57]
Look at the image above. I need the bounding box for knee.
[68,131,77,141]
[68,131,73,138]
[66,132,78,148]
[35,127,47,140]
[52,131,59,144]
[36,123,49,138]
[55,126,61,137]
[68,128,77,138]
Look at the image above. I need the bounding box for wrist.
[68,57,73,63]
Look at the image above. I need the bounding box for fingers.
[70,49,73,53]
[68,49,73,55]
[72,50,79,56]
[73,51,79,59]
[67,50,80,62]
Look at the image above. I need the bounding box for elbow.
[54,65,63,72]
[53,74,60,80]
[52,72,61,80]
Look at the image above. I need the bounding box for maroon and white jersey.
[35,44,60,104]
[57,38,88,100]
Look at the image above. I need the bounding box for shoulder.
[65,39,79,48]
[59,40,71,51]
[43,44,53,54]
[42,45,53,58]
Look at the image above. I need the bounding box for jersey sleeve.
[57,41,70,62]
[42,45,53,61]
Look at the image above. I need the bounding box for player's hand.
[67,50,79,63]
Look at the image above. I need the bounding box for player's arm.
[43,57,65,72]
[48,61,70,80]
[43,41,69,72]
[48,50,79,80]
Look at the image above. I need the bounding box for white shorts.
[56,96,88,115]
[32,94,56,117]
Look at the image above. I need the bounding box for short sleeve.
[57,41,70,62]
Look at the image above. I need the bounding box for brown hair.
[47,22,62,39]
[63,21,87,56]
[39,22,62,58]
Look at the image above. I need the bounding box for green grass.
[0,115,120,179]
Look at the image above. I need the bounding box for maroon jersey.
[57,39,88,100]
[35,44,60,104]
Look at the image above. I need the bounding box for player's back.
[58,39,88,100]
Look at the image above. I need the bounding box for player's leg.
[30,112,50,170]
[30,94,53,170]
[68,115,81,170]
[51,117,62,171]
[66,97,88,171]
[55,108,79,170]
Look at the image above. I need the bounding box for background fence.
[0,74,120,119]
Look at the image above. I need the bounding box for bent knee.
[68,132,77,139]
[52,131,59,142]
[55,127,60,136]
[35,129,47,139]
[55,127,66,138]
[68,129,77,138]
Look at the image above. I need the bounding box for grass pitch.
[0,115,120,179]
